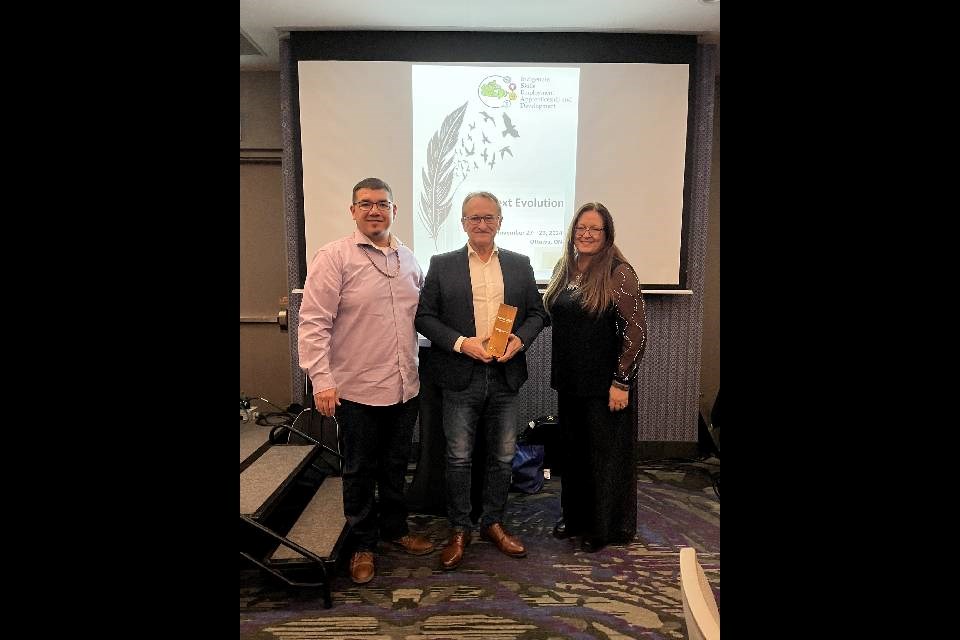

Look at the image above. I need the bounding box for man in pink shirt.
[298,178,435,585]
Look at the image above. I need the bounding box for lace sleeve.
[612,263,647,385]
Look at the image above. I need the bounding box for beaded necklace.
[360,243,400,278]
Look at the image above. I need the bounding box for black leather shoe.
[552,518,572,539]
[580,538,606,553]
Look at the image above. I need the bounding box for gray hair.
[461,191,501,216]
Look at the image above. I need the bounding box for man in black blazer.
[416,191,549,570]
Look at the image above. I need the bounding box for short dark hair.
[352,177,393,202]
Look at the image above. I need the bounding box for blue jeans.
[442,363,519,529]
[338,396,419,550]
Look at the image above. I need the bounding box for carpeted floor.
[240,458,719,639]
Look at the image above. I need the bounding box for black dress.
[550,262,647,544]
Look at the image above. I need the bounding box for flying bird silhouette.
[468,122,476,131]
[488,155,496,170]
[474,161,479,170]
[502,113,519,138]
[481,148,489,163]
[499,146,513,160]
[482,132,491,145]
[464,143,475,156]
[480,111,496,125]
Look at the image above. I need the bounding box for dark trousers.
[557,392,637,543]
[338,395,419,550]
[441,364,519,529]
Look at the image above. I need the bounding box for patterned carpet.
[240,458,720,639]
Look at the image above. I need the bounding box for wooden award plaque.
[486,303,518,358]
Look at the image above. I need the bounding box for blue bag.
[511,443,545,493]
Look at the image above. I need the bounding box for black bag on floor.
[517,414,562,474]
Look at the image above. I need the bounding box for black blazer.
[416,246,549,392]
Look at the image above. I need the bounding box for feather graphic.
[418,101,468,250]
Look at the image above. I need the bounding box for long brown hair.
[543,202,629,316]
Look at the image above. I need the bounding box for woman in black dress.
[543,202,647,552]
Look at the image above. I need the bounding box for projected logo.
[412,64,580,280]
[477,75,518,108]
[418,99,522,249]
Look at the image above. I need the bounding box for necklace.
[567,272,583,290]
[360,244,400,278]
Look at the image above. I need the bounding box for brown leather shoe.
[391,534,435,556]
[440,529,471,570]
[480,522,527,558]
[349,550,375,584]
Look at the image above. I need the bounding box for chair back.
[680,547,720,640]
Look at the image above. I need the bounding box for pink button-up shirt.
[298,229,424,406]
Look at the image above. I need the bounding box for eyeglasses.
[574,226,605,236]
[353,200,393,213]
[463,215,500,225]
